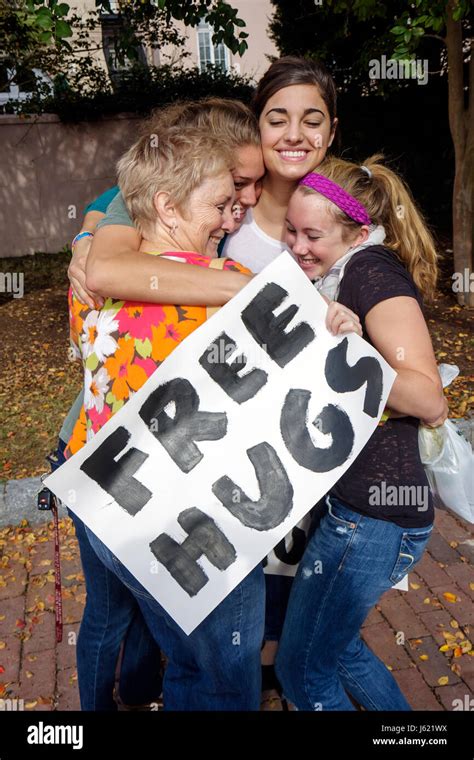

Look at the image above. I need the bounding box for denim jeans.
[85,526,265,711]
[276,496,433,711]
[51,439,162,710]
[263,500,327,642]
[72,513,163,710]
[264,574,293,641]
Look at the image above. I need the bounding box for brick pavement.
[0,507,472,712]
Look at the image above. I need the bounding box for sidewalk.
[0,506,472,712]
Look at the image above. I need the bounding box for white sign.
[46,253,396,634]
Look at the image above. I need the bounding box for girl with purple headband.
[276,155,448,711]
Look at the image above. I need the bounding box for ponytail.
[310,154,438,300]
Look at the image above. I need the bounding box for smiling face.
[231,144,265,224]
[175,172,236,257]
[259,84,337,182]
[285,190,368,279]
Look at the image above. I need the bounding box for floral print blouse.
[66,251,249,457]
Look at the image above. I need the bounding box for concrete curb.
[0,417,472,528]
[0,476,68,527]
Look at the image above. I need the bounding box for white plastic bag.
[419,420,474,524]
[438,363,460,388]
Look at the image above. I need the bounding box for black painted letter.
[139,377,227,473]
[149,507,236,596]
[281,390,354,471]
[80,426,151,516]
[212,442,293,530]
[273,525,308,566]
[241,283,315,368]
[199,331,268,404]
[325,337,383,418]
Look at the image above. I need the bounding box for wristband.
[72,231,94,249]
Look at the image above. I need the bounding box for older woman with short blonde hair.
[67,122,265,711]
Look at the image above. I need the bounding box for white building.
[155,0,278,80]
[80,0,277,82]
[1,1,277,107]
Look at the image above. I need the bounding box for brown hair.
[141,97,260,149]
[298,154,438,300]
[117,126,234,235]
[252,56,337,126]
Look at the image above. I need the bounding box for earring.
[171,221,177,236]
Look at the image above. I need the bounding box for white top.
[222,208,290,273]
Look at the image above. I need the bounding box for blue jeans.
[51,440,162,710]
[72,513,163,710]
[263,500,326,641]
[264,574,293,641]
[276,496,433,711]
[86,526,265,711]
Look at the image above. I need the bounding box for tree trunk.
[446,1,473,307]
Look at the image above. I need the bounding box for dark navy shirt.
[330,245,434,528]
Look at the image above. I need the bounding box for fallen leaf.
[0,642,6,649]
[438,676,449,686]
[450,620,460,629]
[25,701,37,709]
[419,654,429,661]
[410,583,420,590]
[423,597,431,605]
[443,592,458,603]
[37,696,52,705]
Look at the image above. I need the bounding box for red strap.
[51,500,63,643]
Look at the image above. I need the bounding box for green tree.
[0,1,249,100]
[270,0,473,306]
[390,0,472,307]
[0,0,73,96]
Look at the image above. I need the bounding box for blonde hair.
[298,154,438,300]
[117,126,234,234]
[141,97,261,149]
